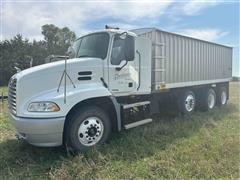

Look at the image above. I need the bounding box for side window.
[111,36,125,65]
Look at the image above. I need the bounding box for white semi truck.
[8,27,232,152]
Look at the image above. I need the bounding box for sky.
[1,0,239,76]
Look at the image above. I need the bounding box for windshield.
[73,32,110,59]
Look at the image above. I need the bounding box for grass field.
[0,86,8,96]
[0,83,239,179]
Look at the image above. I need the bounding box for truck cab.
[8,27,152,152]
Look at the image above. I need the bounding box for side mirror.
[67,46,76,59]
[125,35,135,61]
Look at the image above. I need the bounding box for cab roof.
[79,28,137,38]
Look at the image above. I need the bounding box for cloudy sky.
[1,0,239,76]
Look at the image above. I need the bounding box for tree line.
[0,24,76,86]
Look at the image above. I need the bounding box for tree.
[0,35,33,86]
[0,24,77,86]
[41,24,76,55]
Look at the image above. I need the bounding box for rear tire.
[65,106,111,153]
[201,88,216,111]
[178,90,196,115]
[217,86,228,106]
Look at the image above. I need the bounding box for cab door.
[108,34,138,96]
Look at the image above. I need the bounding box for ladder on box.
[153,42,166,89]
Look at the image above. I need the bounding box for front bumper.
[10,113,65,147]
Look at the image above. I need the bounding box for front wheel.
[65,106,111,153]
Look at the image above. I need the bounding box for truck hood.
[13,57,104,116]
[15,57,102,80]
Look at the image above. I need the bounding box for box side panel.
[138,30,232,91]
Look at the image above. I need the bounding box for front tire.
[66,106,111,153]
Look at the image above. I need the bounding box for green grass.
[0,86,8,96]
[0,83,239,179]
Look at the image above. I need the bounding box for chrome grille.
[8,77,17,114]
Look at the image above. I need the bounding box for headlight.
[28,102,60,112]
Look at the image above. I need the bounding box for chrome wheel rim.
[78,117,104,146]
[185,95,195,112]
[208,93,215,109]
[221,91,227,105]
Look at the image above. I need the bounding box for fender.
[20,82,122,131]
[19,82,112,118]
[67,86,122,131]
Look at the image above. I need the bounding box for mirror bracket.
[115,60,128,71]
[67,46,76,59]
[116,32,128,40]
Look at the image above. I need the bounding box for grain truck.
[8,27,232,152]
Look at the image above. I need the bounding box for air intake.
[8,77,17,115]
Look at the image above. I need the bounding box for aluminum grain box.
[132,28,233,91]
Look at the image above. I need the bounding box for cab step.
[124,118,152,129]
[122,101,150,109]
